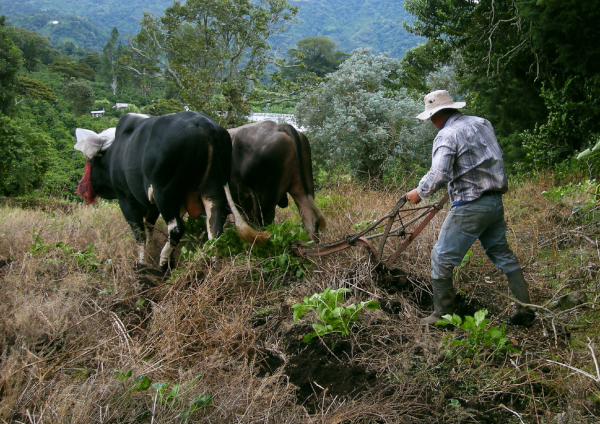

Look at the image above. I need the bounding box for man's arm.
[407,136,456,204]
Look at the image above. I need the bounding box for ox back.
[86,111,266,268]
[228,121,326,241]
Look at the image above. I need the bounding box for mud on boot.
[421,278,455,326]
[506,268,536,327]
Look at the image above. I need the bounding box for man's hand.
[406,189,421,204]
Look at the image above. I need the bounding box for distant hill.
[6,12,111,52]
[273,0,423,58]
[1,0,422,57]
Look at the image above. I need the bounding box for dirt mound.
[282,326,377,409]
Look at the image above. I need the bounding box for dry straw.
[0,174,599,422]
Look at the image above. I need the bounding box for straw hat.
[416,90,466,120]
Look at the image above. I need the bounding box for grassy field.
[0,175,599,423]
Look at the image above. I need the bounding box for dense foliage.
[403,0,600,171]
[281,36,349,80]
[1,0,422,59]
[6,12,111,53]
[272,0,423,58]
[296,49,434,179]
[1,0,599,197]
[129,0,298,126]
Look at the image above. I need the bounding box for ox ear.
[75,128,108,158]
[98,127,116,151]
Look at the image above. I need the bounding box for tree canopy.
[282,36,349,80]
[129,0,298,126]
[296,49,431,179]
[403,0,600,167]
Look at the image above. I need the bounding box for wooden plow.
[294,193,449,272]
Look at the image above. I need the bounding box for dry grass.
[0,175,599,423]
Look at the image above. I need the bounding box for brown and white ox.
[228,121,326,241]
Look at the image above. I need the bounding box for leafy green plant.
[453,249,472,280]
[29,232,101,270]
[542,181,588,202]
[541,179,600,222]
[292,287,379,342]
[113,370,152,392]
[113,371,212,419]
[201,219,312,280]
[152,376,212,419]
[436,310,519,361]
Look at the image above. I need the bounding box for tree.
[398,39,452,96]
[79,53,101,73]
[282,36,349,79]
[9,28,55,65]
[23,37,40,72]
[50,58,96,81]
[295,49,429,179]
[16,76,57,104]
[144,98,185,115]
[403,0,600,167]
[63,80,94,116]
[119,42,160,98]
[0,114,52,195]
[130,0,298,126]
[520,0,600,79]
[0,15,23,115]
[100,27,124,95]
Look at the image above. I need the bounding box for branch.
[547,340,600,385]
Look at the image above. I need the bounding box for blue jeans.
[431,192,521,280]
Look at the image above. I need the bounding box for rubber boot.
[506,268,536,326]
[421,278,456,325]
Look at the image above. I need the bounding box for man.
[406,90,535,326]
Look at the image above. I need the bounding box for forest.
[1,0,600,422]
[1,0,421,58]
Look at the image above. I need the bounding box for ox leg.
[201,196,225,239]
[159,215,185,269]
[257,192,277,226]
[118,201,147,265]
[290,193,324,242]
[143,208,160,264]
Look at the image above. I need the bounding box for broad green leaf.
[303,332,317,343]
[133,375,152,391]
[474,309,488,326]
[312,322,327,334]
[152,382,168,392]
[166,382,180,400]
[363,300,379,310]
[292,303,305,321]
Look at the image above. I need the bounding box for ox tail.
[278,124,327,231]
[224,183,271,245]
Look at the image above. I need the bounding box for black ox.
[228,121,326,241]
[75,111,269,268]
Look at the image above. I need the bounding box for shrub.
[292,287,379,342]
[436,310,519,363]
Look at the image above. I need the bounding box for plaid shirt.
[416,113,508,204]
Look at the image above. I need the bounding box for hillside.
[1,0,421,56]
[272,0,422,57]
[6,12,111,52]
[1,176,599,422]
